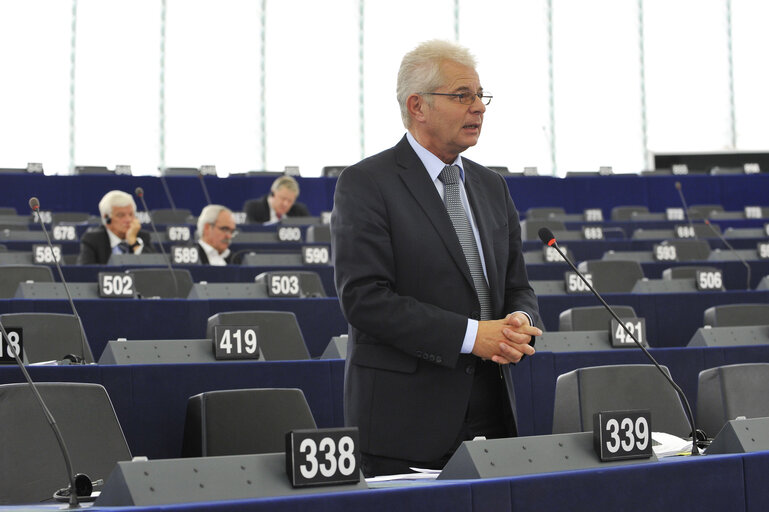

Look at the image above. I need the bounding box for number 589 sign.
[286,428,360,487]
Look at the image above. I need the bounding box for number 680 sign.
[285,428,360,487]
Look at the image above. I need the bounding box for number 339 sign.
[285,428,361,487]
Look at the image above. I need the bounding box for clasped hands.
[472,312,542,365]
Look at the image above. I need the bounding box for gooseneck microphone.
[198,173,213,205]
[704,219,751,290]
[0,319,90,507]
[29,198,89,364]
[538,227,700,456]
[674,181,698,238]
[134,187,180,297]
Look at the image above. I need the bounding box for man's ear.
[406,94,426,123]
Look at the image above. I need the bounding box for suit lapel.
[394,138,476,291]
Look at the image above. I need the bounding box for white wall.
[0,0,766,177]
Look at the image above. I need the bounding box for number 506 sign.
[286,428,360,487]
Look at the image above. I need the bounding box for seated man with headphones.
[77,190,155,264]
[243,175,310,224]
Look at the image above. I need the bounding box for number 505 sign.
[286,428,360,487]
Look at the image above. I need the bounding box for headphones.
[104,214,111,225]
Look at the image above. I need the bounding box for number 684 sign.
[285,428,361,487]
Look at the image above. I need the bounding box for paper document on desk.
[652,431,694,457]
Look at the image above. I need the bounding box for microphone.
[538,227,701,456]
[134,187,180,297]
[159,174,177,210]
[29,198,89,365]
[674,181,698,239]
[704,219,751,290]
[0,321,91,507]
[198,173,213,205]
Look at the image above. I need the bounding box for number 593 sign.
[286,428,361,487]
[593,410,654,461]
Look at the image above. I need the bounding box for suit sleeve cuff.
[460,319,478,354]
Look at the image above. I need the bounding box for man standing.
[331,40,541,477]
[243,176,310,224]
[196,205,236,265]
[77,190,154,264]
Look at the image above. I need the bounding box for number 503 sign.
[285,428,361,487]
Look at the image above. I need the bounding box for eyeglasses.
[214,225,238,237]
[419,91,493,106]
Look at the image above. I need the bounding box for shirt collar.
[198,239,231,260]
[406,131,465,182]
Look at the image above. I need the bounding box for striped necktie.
[439,165,492,320]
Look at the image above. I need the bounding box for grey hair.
[270,175,300,195]
[98,190,136,224]
[197,204,233,238]
[396,39,478,129]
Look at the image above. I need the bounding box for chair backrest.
[687,204,725,220]
[0,382,131,505]
[697,363,769,437]
[552,364,691,437]
[206,311,310,360]
[51,211,93,224]
[558,305,637,331]
[306,224,331,243]
[322,166,346,177]
[525,207,566,219]
[75,165,111,175]
[127,268,194,298]
[665,239,712,261]
[610,205,649,221]
[577,260,644,293]
[0,312,93,363]
[149,208,193,224]
[0,264,54,298]
[703,303,769,327]
[519,219,567,241]
[181,388,316,457]
[662,265,720,280]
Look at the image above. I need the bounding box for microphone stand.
[539,228,700,456]
[29,198,89,364]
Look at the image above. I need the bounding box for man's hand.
[472,313,542,364]
[126,218,142,248]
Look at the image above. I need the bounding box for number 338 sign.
[286,428,360,487]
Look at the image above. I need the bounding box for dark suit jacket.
[243,194,310,223]
[331,135,540,462]
[196,242,232,265]
[77,226,155,265]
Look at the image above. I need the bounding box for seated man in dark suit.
[195,204,236,265]
[243,175,310,223]
[77,190,155,264]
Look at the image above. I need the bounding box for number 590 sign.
[286,428,360,487]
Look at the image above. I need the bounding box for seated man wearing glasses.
[196,205,237,265]
[78,190,155,264]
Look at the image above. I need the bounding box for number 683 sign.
[593,410,654,461]
[285,428,361,487]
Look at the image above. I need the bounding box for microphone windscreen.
[135,187,144,197]
[29,197,40,210]
[538,227,555,245]
[674,181,682,190]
